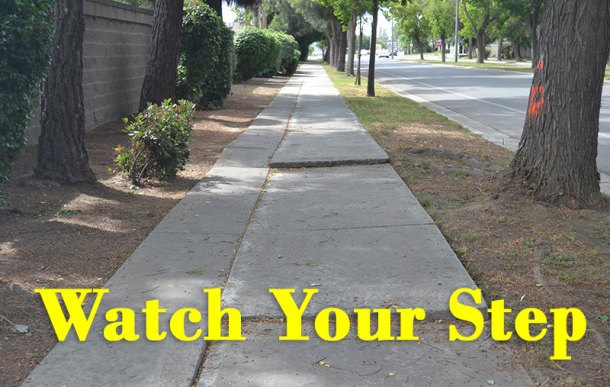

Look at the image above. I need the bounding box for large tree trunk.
[497,32,503,61]
[441,35,446,62]
[337,29,347,72]
[367,0,379,97]
[205,0,222,17]
[329,34,336,66]
[35,0,95,184]
[356,16,363,85]
[417,36,425,60]
[508,0,610,209]
[252,3,260,27]
[346,12,356,76]
[513,36,522,61]
[331,19,342,67]
[139,0,183,111]
[476,30,486,63]
[468,38,474,59]
[324,38,331,63]
[328,21,337,66]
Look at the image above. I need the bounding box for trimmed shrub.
[234,28,280,82]
[0,0,53,183]
[176,3,233,109]
[257,30,282,78]
[114,99,196,185]
[234,28,301,81]
[274,32,300,76]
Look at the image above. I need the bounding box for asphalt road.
[362,58,610,180]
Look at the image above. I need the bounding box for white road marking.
[376,68,526,114]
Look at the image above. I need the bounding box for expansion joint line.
[191,76,304,386]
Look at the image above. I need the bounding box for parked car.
[377,49,390,58]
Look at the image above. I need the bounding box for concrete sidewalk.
[25,63,532,386]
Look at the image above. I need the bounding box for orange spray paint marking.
[528,85,545,117]
[527,59,545,116]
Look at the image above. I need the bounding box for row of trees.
[262,0,609,208]
[390,0,546,65]
[3,0,608,209]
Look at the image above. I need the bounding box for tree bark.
[513,36,522,61]
[324,38,331,63]
[252,3,260,28]
[508,0,610,209]
[331,19,342,67]
[476,30,486,63]
[35,0,95,184]
[356,16,363,85]
[468,37,474,59]
[367,0,379,97]
[416,34,425,60]
[346,12,356,76]
[328,20,337,66]
[441,35,446,62]
[337,29,347,72]
[497,32,502,61]
[205,0,222,18]
[139,0,183,111]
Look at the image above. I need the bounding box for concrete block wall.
[28,0,153,144]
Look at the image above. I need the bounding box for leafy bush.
[0,0,53,183]
[176,3,233,109]
[274,32,300,76]
[234,28,301,81]
[114,99,196,185]
[257,30,282,78]
[234,28,280,82]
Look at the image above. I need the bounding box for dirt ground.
[367,122,610,386]
[0,76,287,387]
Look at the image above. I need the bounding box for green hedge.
[234,28,301,81]
[275,32,300,76]
[0,0,53,183]
[234,28,277,82]
[176,3,233,109]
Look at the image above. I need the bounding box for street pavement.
[25,62,532,386]
[364,58,610,193]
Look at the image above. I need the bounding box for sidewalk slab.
[270,64,389,168]
[222,165,483,319]
[198,321,533,386]
[24,77,302,387]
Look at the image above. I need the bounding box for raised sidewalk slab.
[202,63,532,386]
[24,77,303,386]
[222,165,481,319]
[200,321,533,386]
[270,64,388,168]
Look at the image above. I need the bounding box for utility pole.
[454,0,460,62]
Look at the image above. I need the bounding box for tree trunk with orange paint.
[508,0,610,209]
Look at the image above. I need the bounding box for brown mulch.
[0,76,287,387]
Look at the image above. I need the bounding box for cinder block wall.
[28,0,153,144]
